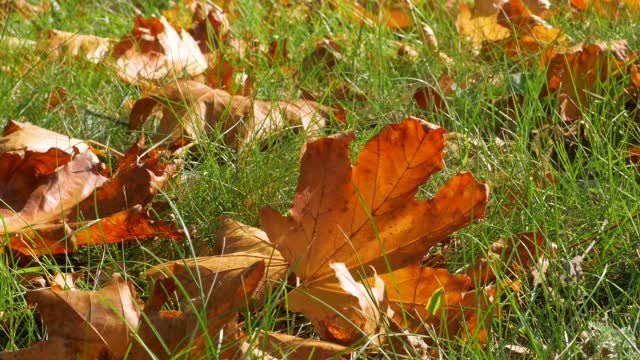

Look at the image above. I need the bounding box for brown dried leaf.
[413,70,455,113]
[239,331,349,359]
[188,1,230,53]
[260,118,489,344]
[0,147,107,237]
[0,0,48,19]
[42,29,113,63]
[129,80,336,150]
[204,54,253,95]
[71,137,181,220]
[543,40,629,122]
[146,218,286,307]
[0,119,92,157]
[0,274,140,360]
[146,254,286,310]
[0,123,185,256]
[112,16,207,84]
[129,261,265,359]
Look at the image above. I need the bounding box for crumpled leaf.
[112,16,207,84]
[457,0,565,60]
[0,146,107,237]
[0,274,141,360]
[129,260,265,359]
[0,122,185,256]
[187,1,230,53]
[129,80,336,150]
[41,29,113,64]
[260,117,490,344]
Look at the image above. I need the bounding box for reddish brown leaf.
[188,1,230,53]
[71,137,181,220]
[0,122,185,256]
[204,54,253,95]
[543,41,629,122]
[413,70,455,113]
[8,205,186,256]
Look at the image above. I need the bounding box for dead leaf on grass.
[466,230,548,285]
[0,274,141,360]
[129,80,336,150]
[0,122,185,256]
[542,40,629,122]
[42,29,113,63]
[112,16,207,84]
[260,117,490,344]
[129,261,265,359]
[238,331,349,359]
[147,217,287,307]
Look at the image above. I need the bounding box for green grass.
[2,0,640,358]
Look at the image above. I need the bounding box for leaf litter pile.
[1,0,639,359]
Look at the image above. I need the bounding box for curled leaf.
[129,80,336,150]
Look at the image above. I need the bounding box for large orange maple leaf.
[260,117,490,344]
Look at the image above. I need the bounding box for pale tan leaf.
[129,80,335,150]
[42,29,113,63]
[239,331,349,360]
[112,16,207,83]
[0,119,93,158]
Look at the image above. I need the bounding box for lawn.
[1,0,640,358]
